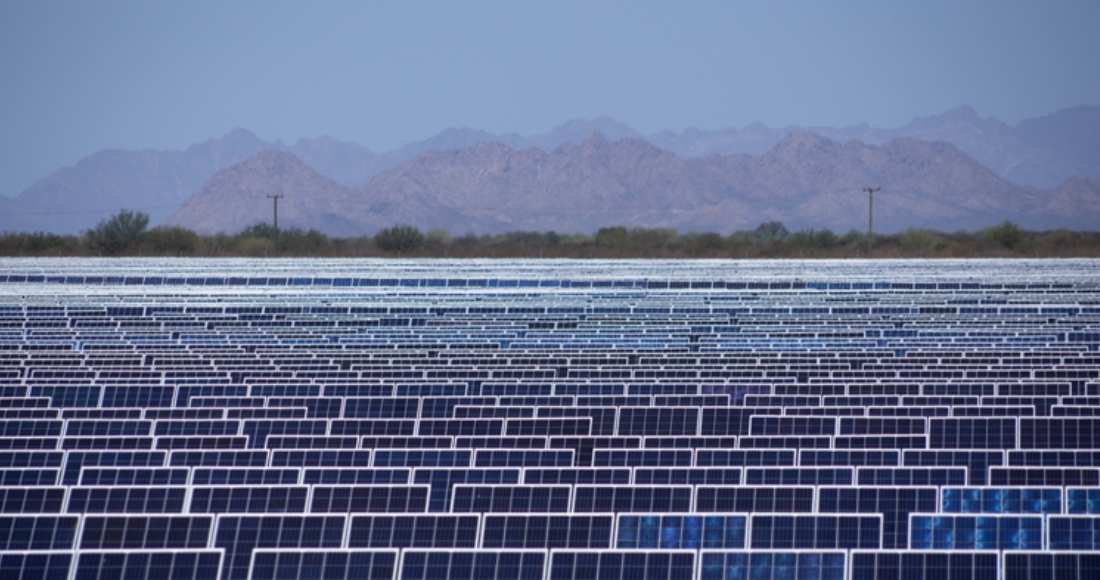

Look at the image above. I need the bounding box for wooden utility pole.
[266,194,284,236]
[863,187,880,258]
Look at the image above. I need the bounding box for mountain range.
[162,131,1100,236]
[2,105,1098,235]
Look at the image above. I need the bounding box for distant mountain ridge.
[3,105,1098,234]
[162,131,1100,236]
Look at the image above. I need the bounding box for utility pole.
[266,194,284,237]
[863,187,880,258]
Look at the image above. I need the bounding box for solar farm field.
[1,258,1099,580]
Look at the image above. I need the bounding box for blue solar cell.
[909,514,1043,550]
[617,514,746,549]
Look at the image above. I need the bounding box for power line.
[266,194,284,233]
[0,197,225,217]
[863,187,881,259]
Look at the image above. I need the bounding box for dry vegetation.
[3,212,1099,259]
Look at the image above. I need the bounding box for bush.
[145,226,199,255]
[788,228,838,249]
[276,228,330,254]
[22,232,72,254]
[979,221,1025,250]
[899,228,939,254]
[85,209,150,255]
[374,224,424,253]
[241,223,278,239]
[425,228,453,246]
[751,221,789,243]
[682,232,725,254]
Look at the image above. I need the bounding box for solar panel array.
[2,258,1100,579]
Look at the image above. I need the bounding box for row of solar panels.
[9,383,1100,402]
[4,483,1099,512]
[8,361,1100,375]
[12,446,1100,467]
[7,508,1100,548]
[6,254,1095,274]
[3,520,1100,578]
[8,415,1100,446]
[7,465,1100,489]
[7,303,1100,316]
[9,274,1088,290]
[11,547,1100,580]
[0,485,1073,556]
[10,401,1100,420]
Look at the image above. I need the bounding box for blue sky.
[2,1,1098,198]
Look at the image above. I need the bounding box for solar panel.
[0,488,65,515]
[988,466,1100,486]
[214,515,346,580]
[450,485,570,513]
[849,551,997,580]
[522,468,631,486]
[749,514,882,549]
[699,550,846,580]
[573,486,693,513]
[5,258,1100,579]
[192,468,300,486]
[309,485,430,513]
[941,487,1061,514]
[346,514,480,548]
[1004,551,1100,580]
[909,514,1043,550]
[74,550,223,580]
[482,514,614,549]
[189,486,308,513]
[617,514,746,549]
[632,468,741,486]
[79,515,212,549]
[0,551,74,580]
[547,550,695,580]
[412,468,521,512]
[1048,517,1100,550]
[401,549,546,580]
[0,515,79,550]
[250,549,397,580]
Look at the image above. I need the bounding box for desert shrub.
[277,228,330,254]
[979,221,1025,250]
[751,221,789,243]
[85,209,149,255]
[240,222,278,239]
[145,226,199,255]
[374,224,424,253]
[788,228,838,248]
[681,232,725,254]
[23,232,72,254]
[899,228,939,254]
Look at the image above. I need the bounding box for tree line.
[2,209,1099,259]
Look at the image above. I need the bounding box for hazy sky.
[2,1,1098,198]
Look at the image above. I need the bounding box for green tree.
[145,226,199,255]
[979,221,1025,250]
[899,228,938,255]
[241,222,278,239]
[276,228,330,254]
[788,228,838,249]
[374,224,424,253]
[594,226,630,249]
[682,232,725,255]
[85,209,150,255]
[751,221,789,243]
[21,232,71,254]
